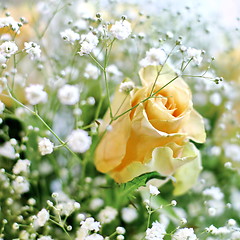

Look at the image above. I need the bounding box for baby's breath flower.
[13,159,30,174]
[203,186,224,200]
[145,221,166,240]
[121,207,138,223]
[80,217,101,232]
[84,63,100,79]
[25,84,48,105]
[110,20,132,40]
[67,129,92,153]
[38,138,54,156]
[35,208,49,227]
[58,84,80,105]
[98,206,118,224]
[38,236,54,240]
[12,176,30,194]
[116,227,126,235]
[140,48,166,67]
[119,81,135,93]
[85,233,104,240]
[149,184,160,196]
[172,228,197,240]
[0,41,18,56]
[60,28,80,43]
[79,32,99,56]
[186,47,203,65]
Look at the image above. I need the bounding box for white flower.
[140,48,166,67]
[232,231,240,240]
[38,236,54,240]
[116,227,126,235]
[90,198,104,211]
[35,208,49,227]
[172,228,197,240]
[0,101,5,114]
[12,176,30,194]
[149,185,160,196]
[206,225,230,235]
[110,20,132,40]
[85,234,104,240]
[224,144,240,162]
[24,42,41,60]
[186,47,203,65]
[0,54,6,64]
[60,29,80,43]
[80,217,101,232]
[84,63,100,79]
[0,41,18,56]
[145,221,166,240]
[0,17,19,32]
[13,159,31,174]
[203,187,224,200]
[121,207,138,223]
[98,206,118,224]
[58,84,80,105]
[0,141,15,159]
[67,129,92,153]
[79,32,99,56]
[25,84,48,105]
[119,81,135,93]
[38,138,54,156]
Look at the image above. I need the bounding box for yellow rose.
[95,65,206,195]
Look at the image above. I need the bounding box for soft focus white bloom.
[84,63,100,79]
[106,64,122,77]
[0,41,18,56]
[90,198,104,211]
[231,188,240,211]
[79,32,99,56]
[207,199,225,216]
[140,48,166,67]
[210,92,222,106]
[25,84,48,105]
[80,217,101,232]
[24,42,41,60]
[38,236,54,240]
[145,221,166,240]
[0,141,16,159]
[13,159,30,174]
[60,29,80,43]
[203,186,224,200]
[12,176,30,194]
[0,53,6,64]
[224,144,240,162]
[74,19,88,31]
[121,207,138,223]
[119,81,135,93]
[0,16,19,32]
[85,234,104,240]
[206,225,230,235]
[172,228,197,240]
[110,20,132,40]
[149,184,160,196]
[98,206,118,224]
[0,101,5,114]
[67,129,92,153]
[58,84,80,105]
[36,208,50,227]
[38,138,54,156]
[186,47,203,65]
[116,227,126,235]
[232,231,240,240]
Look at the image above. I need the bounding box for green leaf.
[119,171,166,197]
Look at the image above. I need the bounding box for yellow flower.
[95,65,206,195]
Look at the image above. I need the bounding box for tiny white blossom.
[58,84,80,105]
[13,159,30,174]
[38,236,54,240]
[60,29,80,43]
[80,217,101,232]
[24,42,41,60]
[67,129,92,153]
[38,138,54,156]
[186,47,203,65]
[110,20,132,40]
[0,54,6,64]
[116,227,126,235]
[121,207,138,223]
[79,32,99,56]
[35,208,49,227]
[203,187,224,200]
[84,63,100,79]
[85,234,104,240]
[25,84,48,105]
[119,81,135,93]
[0,41,18,56]
[12,176,30,194]
[98,206,118,224]
[172,228,197,240]
[145,221,166,240]
[140,48,166,67]
[0,16,20,32]
[149,185,160,196]
[90,198,104,211]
